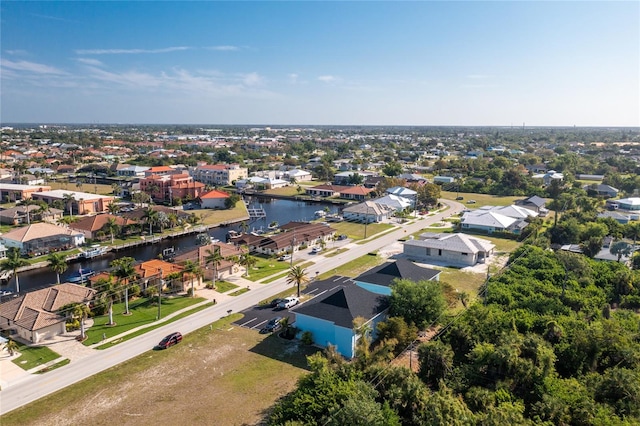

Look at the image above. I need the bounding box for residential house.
[403,232,495,267]
[30,190,115,215]
[371,194,413,212]
[354,258,441,296]
[232,222,336,256]
[460,205,537,234]
[191,164,248,186]
[200,189,230,209]
[585,184,619,198]
[293,276,389,359]
[305,184,349,198]
[69,214,138,240]
[615,197,640,211]
[532,170,564,185]
[284,169,312,182]
[433,176,455,184]
[173,242,247,282]
[131,259,187,293]
[515,195,548,213]
[334,171,377,185]
[0,283,95,343]
[1,223,85,255]
[598,211,631,225]
[116,164,150,177]
[385,186,417,206]
[339,185,374,201]
[342,200,395,223]
[140,173,205,204]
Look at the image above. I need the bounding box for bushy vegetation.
[267,245,640,425]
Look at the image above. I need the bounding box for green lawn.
[95,302,213,349]
[441,191,528,207]
[329,221,394,241]
[12,344,61,371]
[244,257,294,281]
[214,280,239,293]
[48,181,115,195]
[192,203,249,226]
[318,253,386,280]
[438,268,488,301]
[229,288,250,296]
[82,296,206,345]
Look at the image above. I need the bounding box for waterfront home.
[284,169,312,182]
[305,184,349,198]
[232,222,336,256]
[0,283,95,343]
[70,214,138,240]
[342,200,395,223]
[174,242,247,282]
[190,163,248,186]
[0,205,63,225]
[1,223,85,255]
[339,185,374,201]
[140,173,205,204]
[199,189,230,209]
[403,232,495,267]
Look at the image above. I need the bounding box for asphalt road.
[0,200,463,415]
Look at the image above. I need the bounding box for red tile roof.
[200,189,230,199]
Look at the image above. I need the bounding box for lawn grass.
[95,302,213,349]
[329,221,394,241]
[190,203,249,226]
[318,253,386,280]
[261,271,289,284]
[82,296,206,346]
[48,181,115,195]
[438,268,488,301]
[243,256,292,281]
[1,314,318,426]
[263,186,305,197]
[214,280,239,293]
[11,344,61,371]
[324,248,348,257]
[441,191,532,208]
[35,358,70,374]
[229,287,250,296]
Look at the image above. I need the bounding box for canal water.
[5,198,343,293]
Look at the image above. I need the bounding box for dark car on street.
[157,332,182,349]
[268,298,286,308]
[260,317,284,333]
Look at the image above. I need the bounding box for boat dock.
[247,207,267,219]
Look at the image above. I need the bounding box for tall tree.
[72,302,91,341]
[389,279,446,329]
[182,259,203,297]
[0,248,28,293]
[110,257,138,315]
[286,265,309,297]
[238,251,257,277]
[18,198,36,225]
[62,193,76,216]
[142,207,159,236]
[104,217,120,244]
[204,246,224,288]
[47,252,68,285]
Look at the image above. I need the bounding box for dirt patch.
[4,324,318,426]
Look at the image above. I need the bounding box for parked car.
[157,332,182,349]
[278,254,292,261]
[337,234,348,241]
[260,317,284,333]
[310,247,322,254]
[277,297,299,309]
[268,298,286,308]
[467,200,477,204]
[456,196,464,200]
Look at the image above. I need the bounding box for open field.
[1,315,318,426]
[329,221,394,241]
[192,203,249,226]
[48,181,116,195]
[441,191,527,207]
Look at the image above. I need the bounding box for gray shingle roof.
[294,282,388,328]
[355,258,440,286]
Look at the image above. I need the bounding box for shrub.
[301,331,314,345]
[129,284,141,298]
[66,319,80,332]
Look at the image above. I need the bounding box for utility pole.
[157,268,162,320]
[290,231,296,267]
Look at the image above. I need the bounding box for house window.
[425,248,431,256]
[438,249,442,256]
[461,252,468,256]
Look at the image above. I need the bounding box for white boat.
[68,268,96,284]
[80,244,108,259]
[314,210,327,218]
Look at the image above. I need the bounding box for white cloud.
[242,72,263,86]
[76,58,105,67]
[288,73,299,83]
[1,59,68,75]
[74,46,191,55]
[206,45,239,51]
[318,75,337,83]
[4,50,29,56]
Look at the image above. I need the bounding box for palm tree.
[0,248,28,293]
[104,217,120,244]
[457,291,470,308]
[238,251,257,277]
[62,193,75,217]
[72,303,91,341]
[36,201,50,222]
[142,207,159,236]
[4,339,19,356]
[239,221,249,234]
[110,257,137,315]
[107,202,121,215]
[18,198,36,225]
[182,260,203,297]
[286,265,309,298]
[47,252,68,285]
[204,246,224,288]
[94,277,118,326]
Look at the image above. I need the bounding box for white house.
[285,169,312,182]
[342,200,395,223]
[403,233,495,267]
[372,194,413,212]
[0,223,85,254]
[385,186,417,206]
[533,170,564,185]
[199,189,230,209]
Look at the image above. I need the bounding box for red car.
[157,332,182,349]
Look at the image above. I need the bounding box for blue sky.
[1,1,638,126]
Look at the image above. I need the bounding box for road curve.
[0,199,464,415]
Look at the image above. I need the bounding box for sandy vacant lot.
[2,317,318,426]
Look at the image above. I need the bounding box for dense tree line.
[266,245,640,425]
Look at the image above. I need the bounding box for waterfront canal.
[4,198,344,293]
